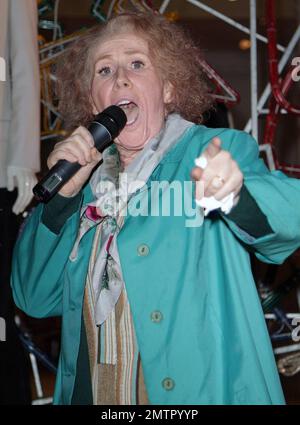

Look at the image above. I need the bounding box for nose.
[115,66,131,88]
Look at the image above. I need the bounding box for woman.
[11,11,300,405]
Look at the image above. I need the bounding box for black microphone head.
[93,105,127,139]
[104,105,127,129]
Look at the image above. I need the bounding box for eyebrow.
[95,50,147,62]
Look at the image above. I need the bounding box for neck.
[116,143,143,170]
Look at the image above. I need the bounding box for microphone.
[33,105,127,203]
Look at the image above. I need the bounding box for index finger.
[73,126,95,147]
[202,137,222,160]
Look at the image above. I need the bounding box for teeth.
[116,100,139,126]
[117,100,131,106]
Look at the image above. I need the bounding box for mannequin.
[6,166,38,215]
[0,0,40,212]
[0,0,40,404]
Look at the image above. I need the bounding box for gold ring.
[216,175,225,185]
[212,175,225,189]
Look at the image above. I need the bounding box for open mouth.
[117,100,139,126]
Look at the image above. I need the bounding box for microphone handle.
[33,122,113,203]
[33,160,82,203]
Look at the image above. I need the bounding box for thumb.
[91,147,102,163]
[191,166,204,181]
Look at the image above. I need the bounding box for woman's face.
[90,32,173,150]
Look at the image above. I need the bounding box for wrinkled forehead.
[89,22,156,66]
[93,33,150,61]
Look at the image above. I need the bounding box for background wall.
[44,0,300,163]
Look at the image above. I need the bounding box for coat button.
[137,244,150,256]
[151,311,163,323]
[162,377,175,391]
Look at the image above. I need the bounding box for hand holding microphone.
[33,106,127,202]
[47,126,102,199]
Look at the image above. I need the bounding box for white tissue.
[194,156,208,169]
[194,155,234,216]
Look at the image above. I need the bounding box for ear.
[163,80,174,105]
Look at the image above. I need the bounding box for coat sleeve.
[219,129,300,264]
[7,0,40,172]
[11,196,83,318]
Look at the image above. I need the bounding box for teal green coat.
[11,125,300,404]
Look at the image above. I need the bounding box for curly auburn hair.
[56,11,214,130]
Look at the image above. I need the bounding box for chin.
[116,134,148,151]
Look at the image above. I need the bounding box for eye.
[131,60,145,70]
[97,66,112,76]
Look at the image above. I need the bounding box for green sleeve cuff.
[41,192,82,235]
[223,185,274,238]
